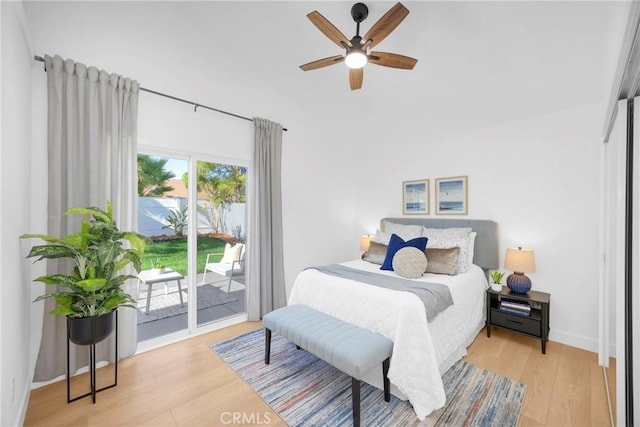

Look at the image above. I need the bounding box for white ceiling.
[24,1,629,138]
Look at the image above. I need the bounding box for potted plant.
[490,270,505,292]
[21,202,149,345]
[151,258,166,275]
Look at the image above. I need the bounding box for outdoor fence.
[138,197,246,239]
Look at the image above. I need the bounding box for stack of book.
[499,298,531,316]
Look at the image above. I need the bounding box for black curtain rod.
[34,55,287,131]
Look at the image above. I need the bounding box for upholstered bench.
[263,304,393,427]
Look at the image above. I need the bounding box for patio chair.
[200,242,245,293]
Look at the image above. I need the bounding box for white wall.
[279,103,604,353]
[1,2,36,426]
[351,104,603,350]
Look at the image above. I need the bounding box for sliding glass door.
[136,154,247,342]
[194,161,247,327]
[136,155,189,341]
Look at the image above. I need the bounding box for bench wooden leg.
[265,328,271,364]
[351,377,360,427]
[382,357,390,402]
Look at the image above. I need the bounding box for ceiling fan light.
[345,51,367,69]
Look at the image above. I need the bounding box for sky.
[162,157,188,179]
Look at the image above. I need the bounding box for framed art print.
[435,176,468,215]
[403,179,429,215]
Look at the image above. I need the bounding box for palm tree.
[137,155,175,196]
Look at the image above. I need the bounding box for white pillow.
[422,227,472,239]
[221,243,244,263]
[467,232,477,267]
[383,221,424,241]
[422,227,473,273]
[374,229,392,245]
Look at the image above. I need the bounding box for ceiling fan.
[300,2,418,91]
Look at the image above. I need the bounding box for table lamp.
[504,247,535,294]
[360,235,374,252]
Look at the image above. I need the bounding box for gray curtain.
[33,54,139,381]
[247,118,286,320]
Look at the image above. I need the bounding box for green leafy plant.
[21,202,150,318]
[490,270,505,284]
[162,205,188,236]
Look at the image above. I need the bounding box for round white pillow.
[392,247,428,279]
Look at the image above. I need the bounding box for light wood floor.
[24,322,615,426]
[465,328,615,427]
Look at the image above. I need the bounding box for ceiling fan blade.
[368,51,417,69]
[300,55,345,71]
[307,11,352,49]
[349,68,363,90]
[362,3,409,49]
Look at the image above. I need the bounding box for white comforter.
[288,259,487,420]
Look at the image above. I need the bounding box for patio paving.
[136,271,246,342]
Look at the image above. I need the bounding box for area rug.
[212,329,526,426]
[137,284,238,324]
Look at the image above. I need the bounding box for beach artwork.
[436,176,468,215]
[403,179,429,215]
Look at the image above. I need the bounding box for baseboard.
[549,329,598,353]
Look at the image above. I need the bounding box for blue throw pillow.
[381,233,428,271]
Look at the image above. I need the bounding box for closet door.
[602,97,640,425]
[600,98,628,423]
[633,96,640,425]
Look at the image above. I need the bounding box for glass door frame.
[186,153,250,333]
[135,147,250,352]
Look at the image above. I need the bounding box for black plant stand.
[66,312,118,404]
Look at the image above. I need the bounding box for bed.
[287,218,498,420]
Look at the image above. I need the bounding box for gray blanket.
[308,264,453,321]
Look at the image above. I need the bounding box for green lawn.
[140,236,227,276]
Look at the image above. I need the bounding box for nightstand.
[486,286,551,354]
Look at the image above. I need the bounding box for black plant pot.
[68,311,115,346]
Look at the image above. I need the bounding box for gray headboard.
[380,218,499,272]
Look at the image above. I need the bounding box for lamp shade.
[504,247,535,273]
[360,235,374,252]
[504,247,535,293]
